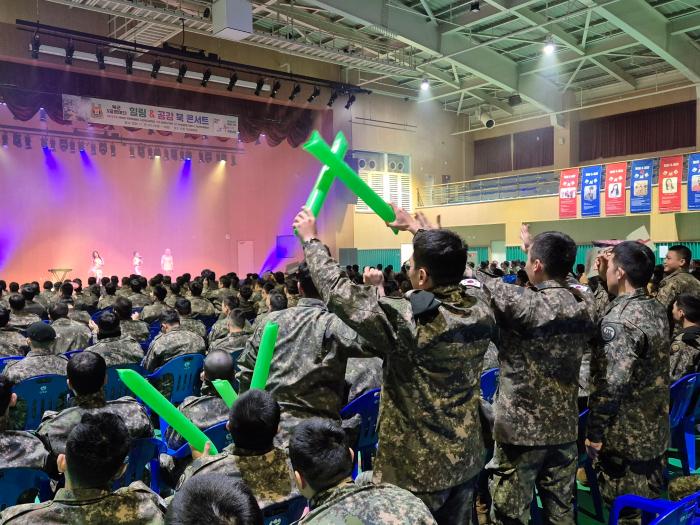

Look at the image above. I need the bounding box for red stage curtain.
[474,134,512,176]
[513,126,553,170]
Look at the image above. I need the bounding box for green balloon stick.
[117,369,218,454]
[250,322,279,390]
[212,379,238,408]
[303,131,398,233]
[305,132,348,217]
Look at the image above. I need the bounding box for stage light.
[543,35,555,55]
[78,141,85,152]
[24,135,32,150]
[327,91,338,107]
[201,68,211,87]
[307,86,320,103]
[125,52,134,74]
[96,47,106,69]
[30,33,40,59]
[185,150,192,160]
[138,145,145,158]
[154,147,161,158]
[344,94,356,110]
[69,140,76,154]
[90,143,97,155]
[479,108,495,128]
[1,133,7,148]
[269,81,281,98]
[470,1,480,12]
[110,144,116,157]
[39,108,47,122]
[151,59,161,78]
[176,63,188,83]
[99,142,107,155]
[226,72,238,91]
[41,136,48,149]
[129,145,135,158]
[65,40,75,65]
[254,78,264,96]
[198,151,204,163]
[508,93,522,107]
[421,78,429,91]
[289,84,301,101]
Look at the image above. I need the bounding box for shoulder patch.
[570,284,590,292]
[460,278,482,289]
[601,324,617,342]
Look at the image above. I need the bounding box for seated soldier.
[177,389,297,510]
[6,294,42,331]
[344,356,383,405]
[76,284,100,313]
[255,282,276,317]
[127,278,152,308]
[36,352,152,459]
[97,282,118,310]
[251,291,287,332]
[57,282,75,306]
[237,284,257,323]
[138,285,169,324]
[188,281,216,317]
[206,275,236,312]
[670,294,700,381]
[167,474,262,525]
[21,284,48,320]
[49,302,92,355]
[114,297,149,343]
[165,350,233,449]
[0,412,166,524]
[285,278,300,308]
[0,306,27,356]
[208,295,241,346]
[116,276,131,297]
[84,312,143,368]
[210,309,251,356]
[290,418,436,524]
[68,304,92,327]
[175,298,207,340]
[165,281,185,308]
[37,280,55,308]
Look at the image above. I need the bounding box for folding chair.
[609,492,699,525]
[104,363,146,401]
[340,388,380,478]
[480,368,499,404]
[113,437,165,493]
[0,468,52,511]
[261,495,307,525]
[12,374,69,430]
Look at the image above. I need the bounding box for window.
[356,172,412,213]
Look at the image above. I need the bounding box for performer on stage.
[133,251,144,276]
[90,250,104,280]
[161,248,174,276]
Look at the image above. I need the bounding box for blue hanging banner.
[630,159,653,213]
[688,153,700,211]
[581,165,602,217]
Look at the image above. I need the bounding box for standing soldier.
[656,245,700,334]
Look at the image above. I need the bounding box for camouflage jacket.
[96,295,117,310]
[164,294,184,308]
[206,288,236,311]
[68,310,91,326]
[7,311,42,331]
[139,301,168,324]
[0,329,27,356]
[36,391,152,455]
[210,331,250,358]
[141,326,205,372]
[50,318,92,355]
[85,335,144,368]
[3,347,68,384]
[120,319,150,343]
[0,482,167,524]
[176,444,297,508]
[237,299,257,321]
[127,293,152,308]
[656,269,700,308]
[179,316,207,340]
[345,357,383,404]
[23,300,48,320]
[164,383,229,450]
[0,415,49,470]
[587,288,670,460]
[286,293,299,308]
[303,240,494,492]
[207,318,229,346]
[670,326,700,382]
[302,480,436,525]
[483,278,596,446]
[190,297,216,317]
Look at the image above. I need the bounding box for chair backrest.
[0,468,52,511]
[262,495,307,525]
[113,437,164,492]
[12,374,70,430]
[105,363,146,401]
[670,373,699,429]
[63,349,84,359]
[148,321,162,341]
[609,493,699,525]
[0,356,22,374]
[204,420,234,451]
[341,388,380,451]
[91,307,112,322]
[147,354,204,405]
[195,315,218,334]
[481,368,500,404]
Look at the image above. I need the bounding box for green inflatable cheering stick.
[250,322,279,390]
[212,379,238,408]
[305,132,349,216]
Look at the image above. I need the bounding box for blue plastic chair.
[62,349,84,359]
[340,388,380,478]
[113,437,164,493]
[0,356,22,374]
[481,368,499,404]
[146,354,204,405]
[12,374,70,430]
[195,315,218,334]
[168,420,234,458]
[0,468,53,511]
[609,493,699,525]
[104,363,146,401]
[91,307,112,322]
[262,495,307,525]
[670,373,700,475]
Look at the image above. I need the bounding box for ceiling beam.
[669,12,700,35]
[418,0,438,25]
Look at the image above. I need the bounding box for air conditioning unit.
[212,0,253,41]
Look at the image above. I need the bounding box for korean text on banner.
[559,168,579,219]
[581,165,602,217]
[659,156,683,213]
[630,159,653,213]
[605,162,627,216]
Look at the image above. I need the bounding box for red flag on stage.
[659,156,682,212]
[559,168,579,219]
[605,162,627,216]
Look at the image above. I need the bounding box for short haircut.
[87,277,97,286]
[274,271,285,285]
[0,307,9,328]
[49,302,69,320]
[528,231,577,280]
[203,351,234,382]
[669,245,693,268]
[220,276,232,288]
[170,282,181,295]
[297,262,319,298]
[160,309,180,326]
[20,285,35,301]
[412,229,468,286]
[239,285,253,301]
[189,281,203,297]
[153,285,167,302]
[9,294,25,311]
[286,278,299,295]
[227,309,246,330]
[110,276,119,285]
[97,312,121,337]
[166,474,263,525]
[383,280,399,296]
[114,297,133,320]
[129,279,142,293]
[100,277,110,287]
[611,241,656,289]
[9,282,19,293]
[0,375,15,414]
[104,282,117,296]
[65,412,131,487]
[68,352,107,395]
[677,294,700,324]
[229,390,280,451]
[262,282,276,294]
[175,297,192,316]
[289,418,352,493]
[268,292,287,312]
[222,295,240,311]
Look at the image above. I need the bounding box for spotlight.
[78,141,85,152]
[151,59,161,78]
[24,135,32,150]
[13,133,22,148]
[41,136,48,149]
[327,91,338,107]
[69,140,76,154]
[90,143,97,155]
[508,93,522,107]
[470,1,480,12]
[226,72,238,91]
[110,144,116,157]
[201,68,211,87]
[64,39,75,65]
[254,78,264,96]
[96,47,106,70]
[185,151,192,160]
[154,147,161,158]
[176,63,188,83]
[129,145,135,158]
[479,108,495,128]
[344,94,356,110]
[543,35,555,55]
[307,86,320,103]
[198,151,204,163]
[39,108,47,122]
[30,33,40,59]
[270,81,281,98]
[99,142,107,155]
[289,84,301,101]
[125,52,134,74]
[421,78,430,91]
[1,133,7,148]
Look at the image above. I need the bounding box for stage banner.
[581,165,602,217]
[630,159,652,213]
[688,153,700,211]
[605,161,627,216]
[659,155,683,213]
[559,168,579,219]
[62,94,239,138]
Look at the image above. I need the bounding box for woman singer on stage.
[133,251,143,276]
[90,250,104,280]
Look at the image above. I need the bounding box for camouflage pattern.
[207,318,229,346]
[85,335,144,368]
[7,312,42,331]
[286,293,299,308]
[255,298,269,316]
[237,297,367,447]
[3,347,68,384]
[127,292,152,308]
[655,269,700,308]
[0,415,49,470]
[303,240,495,493]
[139,301,168,324]
[68,309,91,326]
[164,383,229,450]
[189,297,216,317]
[179,316,207,340]
[116,286,131,297]
[302,480,436,525]
[482,341,499,372]
[210,331,250,358]
[50,318,92,354]
[414,476,476,525]
[23,300,47,320]
[0,329,27,356]
[587,288,670,460]
[668,475,700,501]
[96,295,117,310]
[142,326,206,372]
[237,298,257,321]
[164,293,184,308]
[345,357,382,404]
[206,288,236,311]
[670,326,700,381]
[0,481,167,524]
[36,391,153,455]
[176,443,297,508]
[38,290,56,307]
[120,319,150,343]
[592,282,612,318]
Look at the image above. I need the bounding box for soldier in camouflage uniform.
[84,312,144,368]
[290,418,436,525]
[238,284,257,323]
[344,357,382,404]
[165,281,185,308]
[21,284,48,320]
[208,295,241,346]
[138,285,169,324]
[251,290,287,332]
[6,294,42,331]
[49,302,92,355]
[114,297,149,343]
[127,278,153,308]
[96,282,118,310]
[254,282,275,317]
[0,412,166,524]
[206,275,237,312]
[0,306,27,356]
[175,298,207,340]
[656,245,700,334]
[294,207,494,524]
[586,241,669,525]
[669,294,700,381]
[210,309,252,358]
[285,278,300,308]
[37,281,56,308]
[188,281,216,317]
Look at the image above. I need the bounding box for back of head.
[240,285,253,301]
[121,276,130,286]
[68,352,107,395]
[297,262,320,298]
[262,282,276,295]
[223,295,240,311]
[153,285,167,302]
[129,279,142,293]
[97,312,121,338]
[20,285,35,301]
[110,275,119,285]
[170,282,181,296]
[175,297,192,316]
[670,245,693,269]
[105,282,117,296]
[274,271,285,285]
[189,281,203,297]
[677,294,700,324]
[9,294,25,311]
[114,296,133,320]
[286,278,299,295]
[87,277,97,286]
[0,306,9,328]
[166,474,263,525]
[269,292,287,312]
[204,350,234,382]
[611,241,655,288]
[383,280,399,296]
[529,231,577,280]
[289,418,352,493]
[49,302,69,321]
[100,277,110,287]
[160,309,180,326]
[61,282,74,298]
[0,375,14,414]
[9,282,19,293]
[412,229,468,286]
[227,309,246,330]
[220,275,232,289]
[66,412,131,488]
[229,389,280,451]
